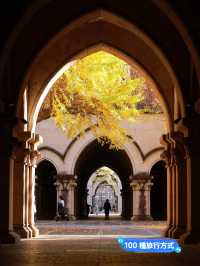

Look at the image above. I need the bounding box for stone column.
[83,188,89,217]
[144,180,153,217]
[28,134,42,237]
[120,188,126,218]
[118,189,122,214]
[160,134,173,237]
[12,131,33,238]
[54,180,63,215]
[170,132,188,239]
[130,173,153,221]
[67,178,77,220]
[166,134,177,238]
[179,113,200,243]
[0,119,20,243]
[160,132,188,239]
[63,180,68,209]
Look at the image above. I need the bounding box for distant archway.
[74,139,133,219]
[150,160,167,220]
[87,166,122,215]
[35,160,57,220]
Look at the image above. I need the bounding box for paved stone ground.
[1,218,200,266]
[36,216,167,237]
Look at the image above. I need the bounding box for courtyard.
[1,222,200,266]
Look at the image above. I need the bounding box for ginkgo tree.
[51,51,145,149]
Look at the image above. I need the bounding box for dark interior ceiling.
[0,0,199,53]
[0,0,199,117]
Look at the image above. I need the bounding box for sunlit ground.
[1,217,200,266]
[35,215,167,240]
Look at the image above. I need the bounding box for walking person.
[103,199,111,219]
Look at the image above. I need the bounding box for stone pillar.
[160,134,173,237]
[170,132,188,239]
[179,114,200,243]
[55,174,77,219]
[118,189,122,214]
[161,132,188,239]
[144,180,153,217]
[28,134,42,237]
[120,188,126,218]
[63,180,69,209]
[54,181,63,215]
[83,188,89,217]
[130,173,153,221]
[0,119,20,243]
[67,178,77,220]
[12,131,33,238]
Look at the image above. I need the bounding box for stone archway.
[87,166,122,215]
[13,11,186,238]
[74,139,133,219]
[16,10,185,132]
[1,5,200,244]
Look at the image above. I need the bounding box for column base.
[171,226,187,239]
[179,230,200,244]
[69,215,76,221]
[164,224,175,238]
[0,231,20,244]
[28,224,39,237]
[13,225,32,238]
[131,215,153,221]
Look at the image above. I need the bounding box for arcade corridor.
[1,3,200,266]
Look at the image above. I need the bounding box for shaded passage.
[35,160,57,220]
[150,161,167,220]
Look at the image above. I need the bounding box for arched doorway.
[150,161,167,220]
[74,139,133,219]
[35,160,57,220]
[87,166,122,215]
[93,183,117,213]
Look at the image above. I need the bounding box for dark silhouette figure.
[104,199,111,219]
[86,203,90,218]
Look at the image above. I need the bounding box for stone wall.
[36,114,166,174]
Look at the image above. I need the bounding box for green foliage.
[51,51,145,149]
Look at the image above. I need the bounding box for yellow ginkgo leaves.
[51,51,146,149]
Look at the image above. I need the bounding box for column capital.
[54,180,63,190]
[130,173,153,190]
[29,150,41,167]
[67,179,77,190]
[160,149,171,167]
[55,173,77,190]
[169,132,190,162]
